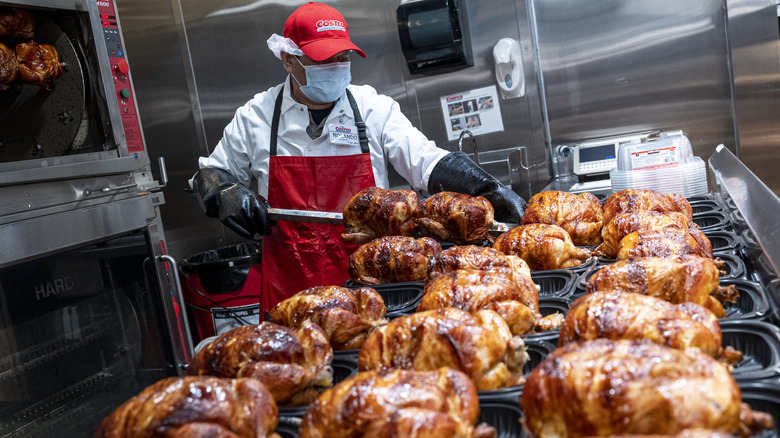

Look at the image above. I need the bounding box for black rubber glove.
[192,167,272,239]
[428,151,527,224]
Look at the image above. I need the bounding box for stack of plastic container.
[609,134,708,197]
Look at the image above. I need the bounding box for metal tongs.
[267,208,518,235]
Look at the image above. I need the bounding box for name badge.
[328,124,360,146]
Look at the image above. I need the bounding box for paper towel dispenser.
[396,0,473,74]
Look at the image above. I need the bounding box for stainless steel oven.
[0,0,192,435]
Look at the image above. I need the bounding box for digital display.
[580,144,616,163]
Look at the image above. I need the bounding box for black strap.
[269,87,285,156]
[346,89,369,154]
[270,86,369,156]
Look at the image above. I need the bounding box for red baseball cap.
[283,2,366,62]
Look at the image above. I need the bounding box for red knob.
[116,59,129,75]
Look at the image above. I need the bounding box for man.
[192,2,526,311]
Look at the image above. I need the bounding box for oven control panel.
[97,0,145,153]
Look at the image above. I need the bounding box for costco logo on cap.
[316,19,345,32]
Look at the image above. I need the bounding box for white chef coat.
[198,78,449,198]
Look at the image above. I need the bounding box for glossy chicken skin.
[15,41,62,89]
[269,286,388,350]
[492,223,592,270]
[95,376,280,438]
[0,8,35,39]
[417,269,561,335]
[559,291,742,365]
[617,227,714,261]
[521,190,605,246]
[186,321,333,406]
[603,189,693,225]
[348,236,441,284]
[358,308,529,390]
[521,339,773,438]
[417,191,495,244]
[341,187,419,244]
[586,256,739,318]
[598,211,691,259]
[0,42,17,88]
[299,368,496,438]
[428,244,534,287]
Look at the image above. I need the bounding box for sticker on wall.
[440,85,504,141]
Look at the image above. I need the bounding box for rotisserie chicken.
[597,210,691,259]
[0,42,17,88]
[428,244,534,287]
[186,321,333,406]
[492,223,592,270]
[417,191,495,244]
[559,291,742,365]
[358,308,530,390]
[521,339,774,438]
[616,227,716,262]
[95,376,280,438]
[586,256,739,318]
[348,236,441,284]
[298,368,496,438]
[341,187,419,244]
[15,41,63,89]
[268,285,388,350]
[417,269,561,335]
[521,190,605,246]
[603,188,693,225]
[0,8,35,39]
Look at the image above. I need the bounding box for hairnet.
[267,33,304,59]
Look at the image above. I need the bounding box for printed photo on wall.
[440,85,504,141]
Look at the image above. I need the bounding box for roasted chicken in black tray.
[427,244,535,288]
[348,235,441,284]
[299,368,497,438]
[597,210,692,259]
[521,190,605,246]
[560,291,742,366]
[616,226,717,262]
[521,339,774,438]
[186,321,334,406]
[586,256,739,318]
[603,188,693,225]
[417,268,561,335]
[492,223,592,270]
[358,307,529,390]
[268,285,388,350]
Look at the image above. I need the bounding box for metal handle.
[159,254,195,368]
[158,156,168,189]
[458,130,480,166]
[83,183,137,197]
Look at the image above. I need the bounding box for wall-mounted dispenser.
[493,38,525,99]
[396,0,473,75]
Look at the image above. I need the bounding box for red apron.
[259,88,375,313]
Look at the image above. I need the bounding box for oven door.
[0,194,190,436]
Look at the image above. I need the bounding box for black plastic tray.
[277,357,359,418]
[739,382,780,438]
[531,270,577,299]
[344,281,425,317]
[477,400,526,438]
[523,297,570,342]
[561,255,599,274]
[721,279,771,320]
[693,211,731,231]
[703,229,741,252]
[716,251,748,280]
[723,320,780,381]
[275,416,302,438]
[690,199,723,215]
[478,339,557,402]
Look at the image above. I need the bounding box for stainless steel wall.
[117,0,780,261]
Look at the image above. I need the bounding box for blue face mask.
[292,56,351,103]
